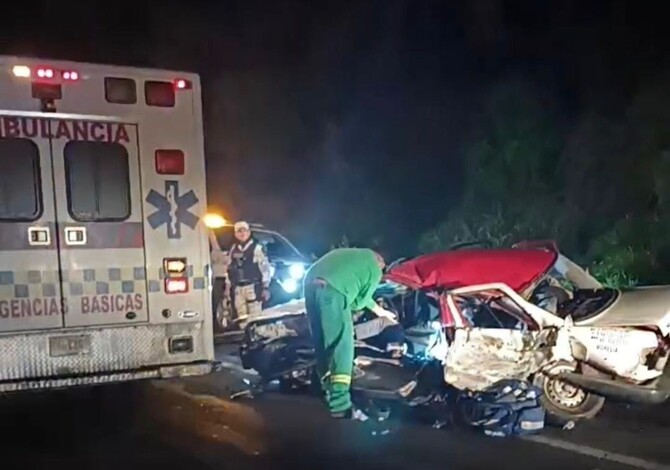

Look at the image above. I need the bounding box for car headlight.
[280,278,299,294]
[288,263,305,280]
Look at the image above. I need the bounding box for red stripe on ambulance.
[0,116,130,144]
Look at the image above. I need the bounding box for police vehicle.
[0,57,214,393]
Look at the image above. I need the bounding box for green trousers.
[305,283,354,415]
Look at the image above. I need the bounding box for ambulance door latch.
[28,226,51,246]
[64,227,87,246]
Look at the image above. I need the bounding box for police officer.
[228,221,271,326]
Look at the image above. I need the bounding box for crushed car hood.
[385,249,557,292]
[576,286,670,336]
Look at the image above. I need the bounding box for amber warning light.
[203,213,227,229]
[164,258,187,275]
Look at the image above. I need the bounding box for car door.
[442,291,544,391]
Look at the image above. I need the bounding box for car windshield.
[545,254,603,292]
[212,226,300,260]
[254,231,300,259]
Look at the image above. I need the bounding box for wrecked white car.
[240,244,670,424]
[385,244,670,422]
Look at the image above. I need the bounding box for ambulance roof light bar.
[11,65,80,82]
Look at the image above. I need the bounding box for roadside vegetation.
[418,74,670,288]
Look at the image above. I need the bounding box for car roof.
[385,248,557,292]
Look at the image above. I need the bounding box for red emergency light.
[155,149,185,175]
[37,68,54,79]
[62,70,79,81]
[12,65,80,83]
[174,79,192,90]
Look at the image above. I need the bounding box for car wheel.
[534,363,605,425]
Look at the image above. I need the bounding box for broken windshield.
[547,255,603,291]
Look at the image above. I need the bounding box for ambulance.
[0,56,214,393]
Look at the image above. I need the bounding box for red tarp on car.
[385,249,557,292]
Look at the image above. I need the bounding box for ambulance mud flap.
[558,371,670,405]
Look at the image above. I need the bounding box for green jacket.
[305,248,383,312]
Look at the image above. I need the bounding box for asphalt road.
[0,344,668,470]
[0,385,216,470]
[202,344,670,470]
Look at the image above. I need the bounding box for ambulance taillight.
[165,278,189,294]
[163,257,189,294]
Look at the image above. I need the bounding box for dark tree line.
[420,71,670,287]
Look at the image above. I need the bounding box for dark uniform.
[228,238,271,324]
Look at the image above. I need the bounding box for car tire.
[534,364,606,425]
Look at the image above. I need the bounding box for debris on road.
[563,421,576,431]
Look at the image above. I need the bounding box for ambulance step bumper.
[0,323,212,382]
[0,361,213,394]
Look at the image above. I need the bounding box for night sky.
[2,1,668,257]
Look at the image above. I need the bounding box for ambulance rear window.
[64,142,130,221]
[105,77,137,104]
[0,138,42,221]
[145,81,175,107]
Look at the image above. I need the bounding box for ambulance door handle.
[64,227,87,246]
[28,227,51,246]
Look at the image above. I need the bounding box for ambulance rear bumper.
[0,322,214,392]
[0,361,213,394]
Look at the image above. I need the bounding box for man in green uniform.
[304,247,397,419]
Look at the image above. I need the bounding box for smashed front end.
[239,305,314,382]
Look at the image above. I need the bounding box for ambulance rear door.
[0,115,64,332]
[49,118,149,327]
